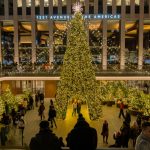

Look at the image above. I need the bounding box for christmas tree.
[1,86,15,113]
[55,6,102,120]
[0,97,5,115]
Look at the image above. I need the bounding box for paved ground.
[7,98,136,148]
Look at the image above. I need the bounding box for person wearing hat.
[66,113,97,150]
[29,120,61,150]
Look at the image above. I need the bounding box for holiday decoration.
[1,86,15,112]
[0,97,5,115]
[55,11,102,120]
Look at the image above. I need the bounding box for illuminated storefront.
[0,0,150,71]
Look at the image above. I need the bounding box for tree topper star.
[72,2,83,13]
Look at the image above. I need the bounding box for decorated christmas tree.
[1,86,15,113]
[0,96,5,115]
[55,4,102,120]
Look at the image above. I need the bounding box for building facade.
[0,0,150,72]
[0,0,150,97]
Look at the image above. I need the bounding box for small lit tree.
[0,97,5,115]
[1,86,15,112]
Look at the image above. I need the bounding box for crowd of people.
[0,96,150,150]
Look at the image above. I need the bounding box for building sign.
[36,14,121,20]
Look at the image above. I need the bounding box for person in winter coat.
[38,103,45,120]
[29,120,61,150]
[135,121,150,150]
[101,120,109,144]
[118,101,125,118]
[130,121,139,147]
[48,105,57,128]
[124,110,131,125]
[109,131,122,147]
[120,121,130,148]
[66,114,97,150]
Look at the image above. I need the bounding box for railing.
[0,70,150,77]
[0,146,134,150]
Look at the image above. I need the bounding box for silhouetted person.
[38,103,45,120]
[135,121,150,150]
[39,92,44,103]
[136,114,142,129]
[66,114,97,150]
[130,121,139,147]
[58,137,65,147]
[120,121,130,148]
[109,131,122,147]
[124,110,131,125]
[48,105,57,128]
[28,94,34,110]
[29,120,61,150]
[101,120,109,144]
[35,92,39,107]
[77,100,81,115]
[119,101,125,118]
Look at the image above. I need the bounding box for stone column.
[0,22,2,63]
[120,0,125,70]
[94,0,98,14]
[102,0,107,70]
[130,0,135,18]
[149,0,150,17]
[49,0,53,15]
[13,0,19,63]
[112,0,116,14]
[40,0,44,16]
[22,0,26,19]
[49,0,53,63]
[31,0,36,64]
[67,0,71,15]
[58,0,62,14]
[138,1,144,70]
[85,0,89,14]
[4,0,9,20]
[48,20,53,63]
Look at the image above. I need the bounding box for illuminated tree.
[1,86,15,113]
[55,11,102,120]
[0,97,5,115]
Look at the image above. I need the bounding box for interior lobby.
[0,0,150,149]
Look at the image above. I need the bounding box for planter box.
[142,115,150,121]
[106,101,115,106]
[101,101,107,105]
[128,108,143,116]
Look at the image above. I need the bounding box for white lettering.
[36,14,121,20]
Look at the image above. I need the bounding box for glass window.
[26,0,31,7]
[144,0,149,14]
[98,0,103,13]
[135,0,140,5]
[53,0,58,6]
[62,0,66,6]
[126,0,130,5]
[0,0,4,15]
[107,0,112,14]
[35,0,40,6]
[44,0,49,7]
[126,0,130,14]
[17,0,22,7]
[107,0,112,6]
[8,0,13,15]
